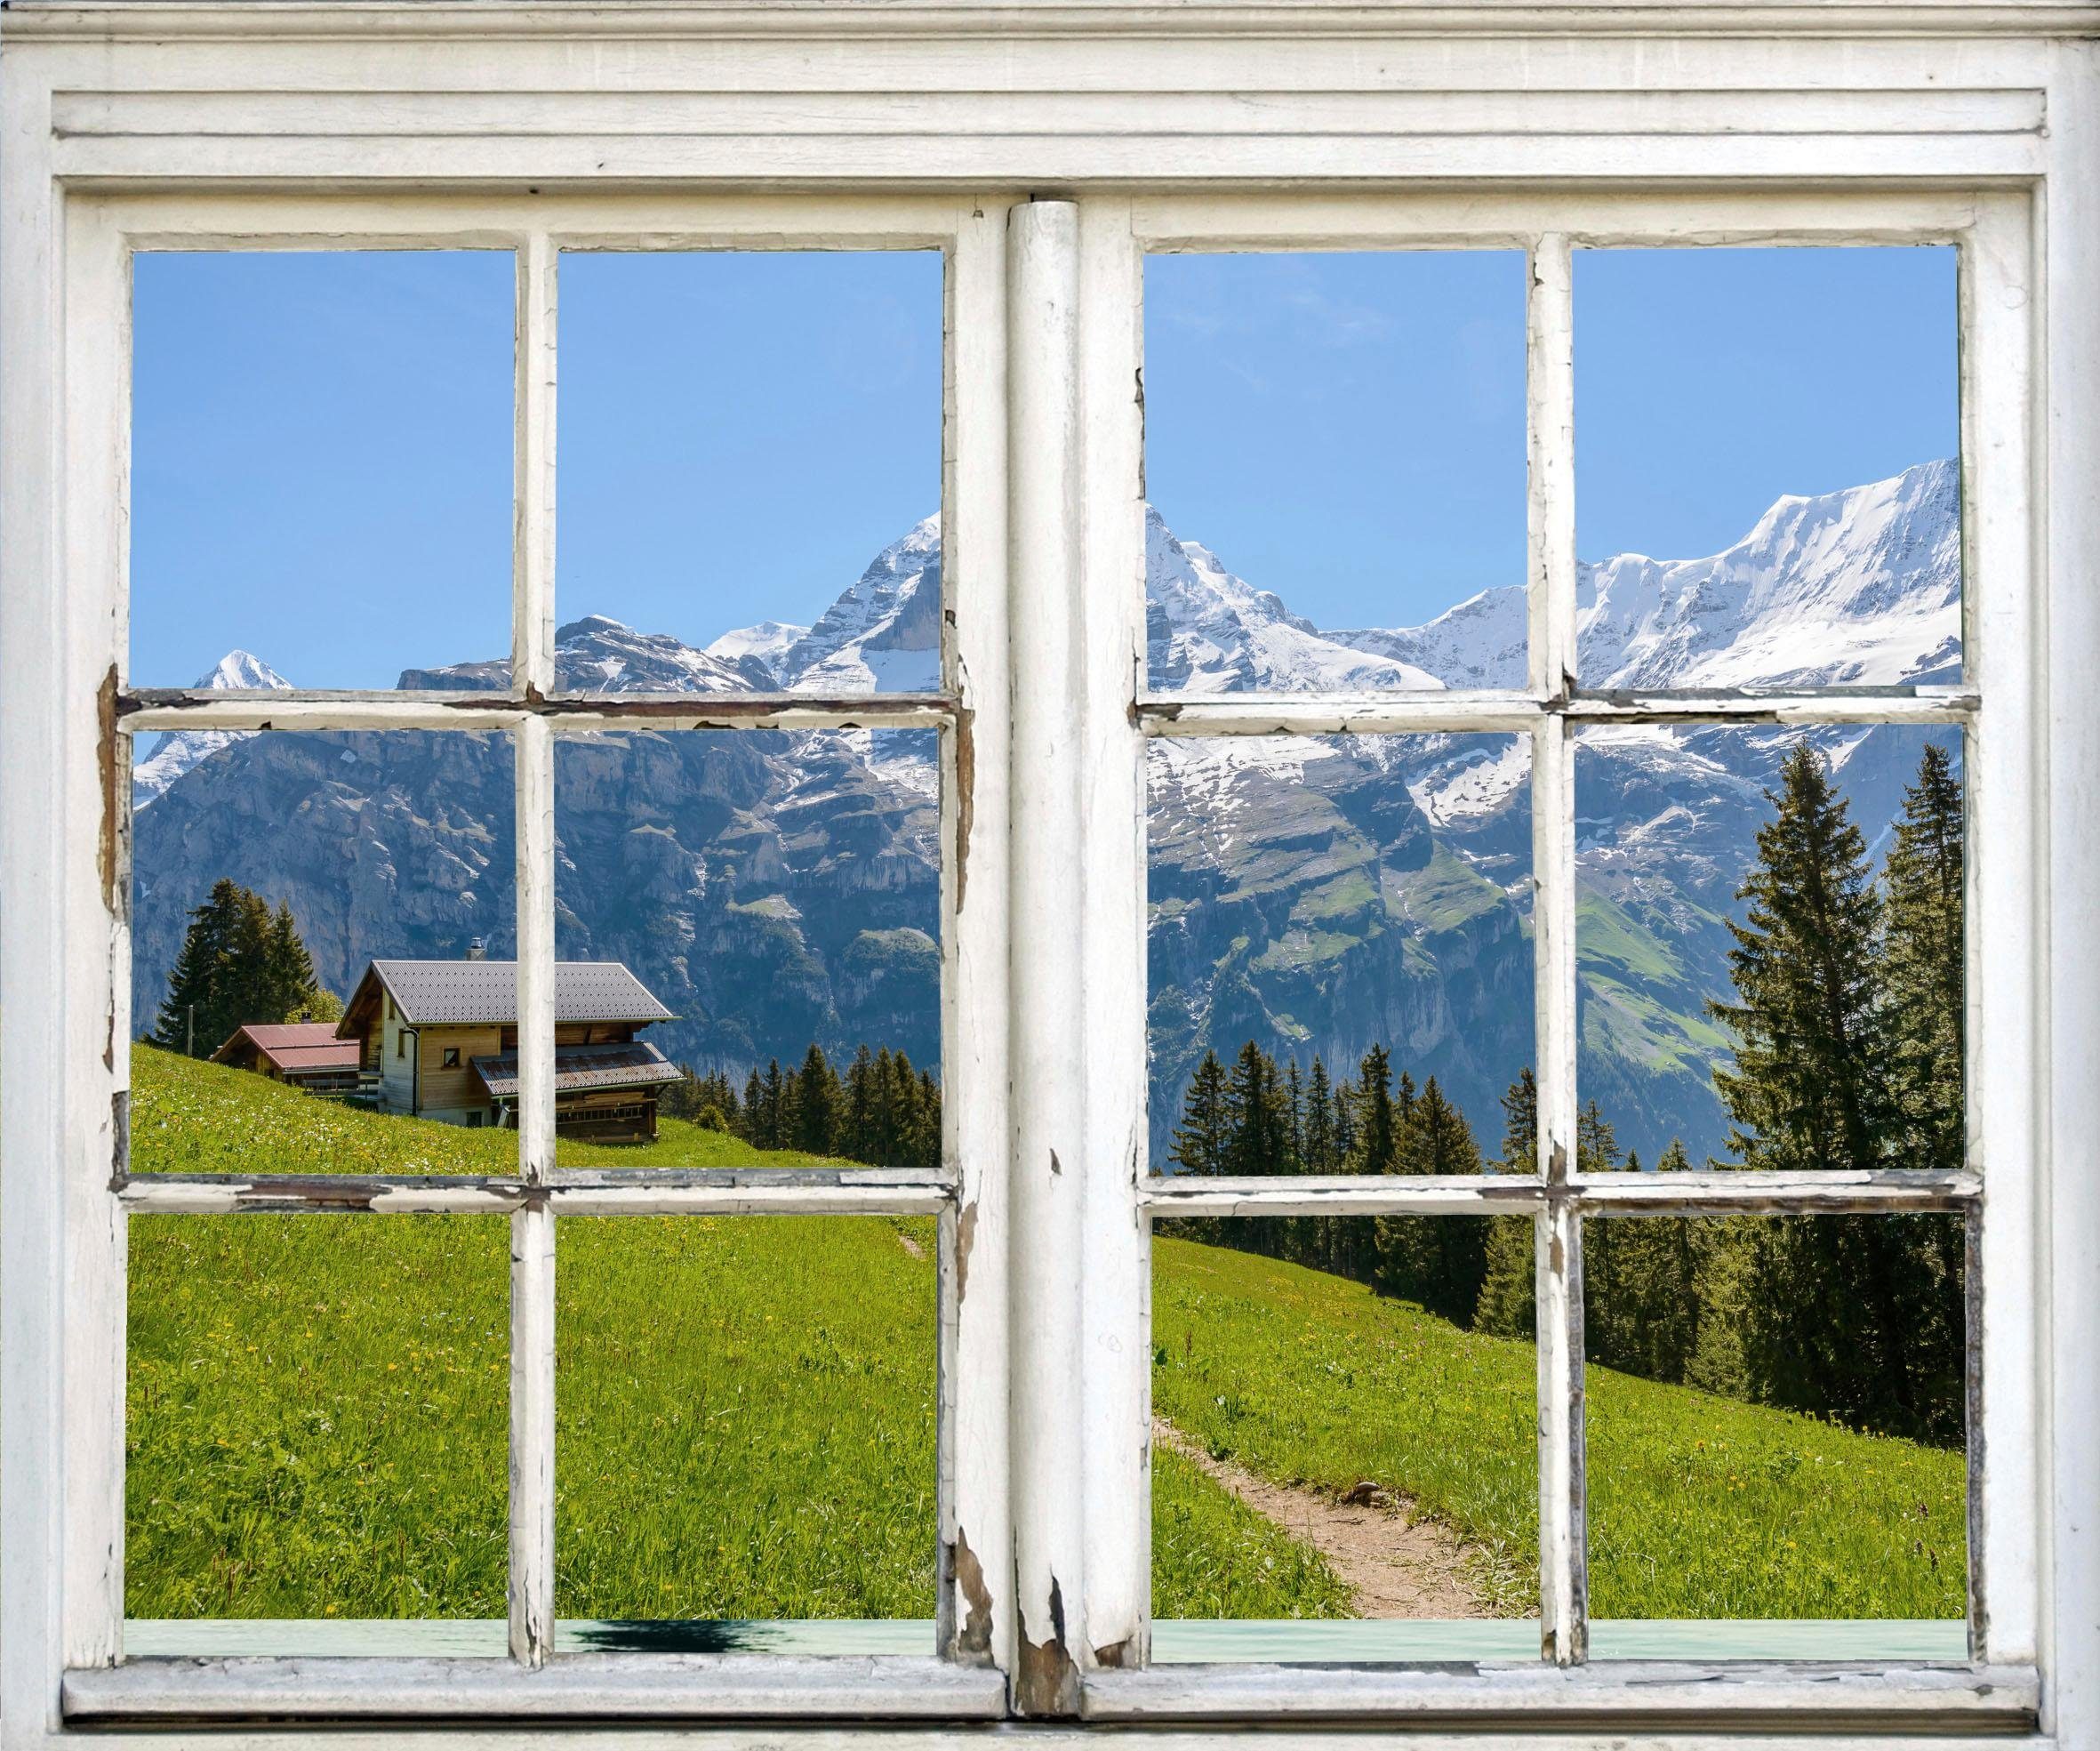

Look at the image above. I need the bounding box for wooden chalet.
[211,1021,365,1096]
[336,952,681,1141]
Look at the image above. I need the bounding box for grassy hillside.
[127,1041,818,1177]
[1154,1236,1966,1621]
[130,1048,1964,1626]
[127,1047,1340,1621]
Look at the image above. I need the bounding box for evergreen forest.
[667,1044,943,1170]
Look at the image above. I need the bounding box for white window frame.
[2,6,2096,1747]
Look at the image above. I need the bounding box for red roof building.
[211,1022,365,1095]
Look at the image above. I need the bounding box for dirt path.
[1153,1415,1491,1618]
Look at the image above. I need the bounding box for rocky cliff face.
[132,724,941,1075]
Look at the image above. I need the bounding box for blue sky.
[131,243,1953,687]
[132,249,940,689]
[1144,245,1956,630]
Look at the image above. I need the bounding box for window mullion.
[1006,196,1088,1716]
[1075,196,1150,1676]
[938,198,1017,1675]
[508,228,558,1672]
[1527,229,1587,1667]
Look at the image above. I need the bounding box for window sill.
[61,1652,1006,1723]
[1079,1659,2039,1733]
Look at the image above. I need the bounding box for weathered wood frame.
[11,187,1017,1728]
[1075,186,2040,1694]
[1,5,2094,1747]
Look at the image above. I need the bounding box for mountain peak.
[771,514,943,694]
[1145,509,1447,694]
[197,649,292,692]
[556,614,631,642]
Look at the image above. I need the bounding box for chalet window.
[2,6,2096,1748]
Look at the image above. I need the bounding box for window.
[3,8,2094,1747]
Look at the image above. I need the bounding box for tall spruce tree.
[1879,741,1968,1428]
[739,1068,765,1143]
[1474,1068,1538,1337]
[1705,743,1944,1439]
[1375,1075,1487,1324]
[1304,1058,1337,1172]
[1171,1051,1231,1179]
[1224,1041,1290,1177]
[913,1069,943,1169]
[1710,743,1895,1174]
[797,1043,839,1157]
[1883,741,1966,1177]
[1352,1046,1399,1176]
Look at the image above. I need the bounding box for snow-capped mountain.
[1147,509,1445,693]
[132,650,293,809]
[1302,456,1959,701]
[400,615,773,695]
[131,460,1960,1168]
[772,516,942,695]
[706,620,809,679]
[1577,457,1960,690]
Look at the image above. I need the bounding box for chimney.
[465,938,487,961]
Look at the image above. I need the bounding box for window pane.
[1575,725,1964,1175]
[131,252,514,692]
[127,1214,507,1635]
[549,729,941,1168]
[1143,252,1528,694]
[1575,247,1960,691]
[1152,1218,1537,1658]
[557,1215,937,1642]
[557,251,942,695]
[1585,1212,1967,1658]
[1150,735,1535,1179]
[130,729,518,1174]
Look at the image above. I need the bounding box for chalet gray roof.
[344,959,674,1029]
[471,1040,683,1100]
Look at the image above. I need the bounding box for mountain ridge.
[132,460,1961,1168]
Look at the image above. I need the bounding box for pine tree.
[1706,743,1937,1438]
[1304,1058,1337,1172]
[155,880,244,1055]
[1883,741,1966,1177]
[153,879,329,1056]
[1171,1052,1231,1178]
[760,1058,791,1151]
[739,1068,765,1144]
[1605,1139,1703,1385]
[797,1043,838,1157]
[1352,1046,1399,1176]
[843,1045,876,1161]
[913,1069,943,1169]
[1375,1075,1487,1323]
[1710,743,1895,1175]
[1879,743,1968,1434]
[1579,1102,1628,1365]
[1224,1041,1289,1178]
[265,901,322,1019]
[1475,1068,1538,1337]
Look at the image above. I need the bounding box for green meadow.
[1155,1235,1966,1621]
[128,1047,1963,1624]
